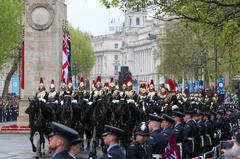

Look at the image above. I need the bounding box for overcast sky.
[66,0,124,36]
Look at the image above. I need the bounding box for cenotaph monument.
[18,0,67,125]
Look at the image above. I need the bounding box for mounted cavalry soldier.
[93,76,103,100]
[47,80,59,121]
[125,76,137,101]
[59,79,67,104]
[35,77,48,103]
[48,80,59,103]
[148,80,158,102]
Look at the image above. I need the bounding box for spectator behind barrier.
[222,128,240,159]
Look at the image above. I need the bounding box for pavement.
[0,133,104,159]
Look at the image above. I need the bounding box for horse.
[59,95,74,127]
[26,98,51,157]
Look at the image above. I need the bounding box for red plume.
[110,77,114,83]
[96,76,101,83]
[150,79,154,85]
[51,79,54,84]
[79,77,84,83]
[168,78,176,92]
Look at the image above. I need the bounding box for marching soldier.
[183,110,199,158]
[203,112,213,153]
[147,114,163,159]
[197,111,206,154]
[126,122,151,159]
[102,125,126,159]
[48,122,79,159]
[172,111,184,146]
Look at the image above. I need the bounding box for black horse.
[26,98,51,157]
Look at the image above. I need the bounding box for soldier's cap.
[102,125,125,137]
[204,112,211,117]
[192,109,199,116]
[172,111,185,118]
[217,109,225,115]
[135,122,149,136]
[162,114,175,124]
[198,111,205,116]
[148,113,163,122]
[71,136,84,146]
[211,111,218,116]
[184,110,194,115]
[49,122,79,141]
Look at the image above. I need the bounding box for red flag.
[164,134,181,159]
[21,40,24,89]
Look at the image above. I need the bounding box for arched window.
[136,17,140,25]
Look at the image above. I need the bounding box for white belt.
[200,135,204,147]
[127,99,135,103]
[187,137,194,152]
[152,154,162,159]
[177,143,183,159]
[206,134,212,146]
[217,129,222,139]
[112,100,119,103]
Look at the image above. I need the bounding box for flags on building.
[21,34,24,90]
[62,32,72,83]
[164,135,181,159]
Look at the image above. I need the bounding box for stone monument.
[18,0,67,125]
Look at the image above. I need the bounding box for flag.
[62,32,71,83]
[164,134,181,159]
[21,34,24,89]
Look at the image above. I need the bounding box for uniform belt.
[200,135,204,147]
[152,154,162,159]
[217,129,222,139]
[177,143,183,159]
[187,137,194,152]
[206,134,212,146]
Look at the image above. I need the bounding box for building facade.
[90,8,166,88]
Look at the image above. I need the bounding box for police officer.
[102,125,126,159]
[126,122,151,159]
[147,113,163,159]
[48,122,79,159]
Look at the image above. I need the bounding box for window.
[114,43,118,48]
[114,55,118,60]
[114,66,118,75]
[129,16,132,25]
[136,17,140,25]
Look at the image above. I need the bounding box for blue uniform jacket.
[53,150,74,159]
[103,144,126,159]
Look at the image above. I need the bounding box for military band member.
[102,125,126,159]
[126,122,151,159]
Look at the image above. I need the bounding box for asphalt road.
[0,133,104,159]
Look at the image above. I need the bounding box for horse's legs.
[30,130,36,152]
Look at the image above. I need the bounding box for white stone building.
[90,8,166,88]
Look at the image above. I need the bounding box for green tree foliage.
[0,0,23,98]
[155,21,202,80]
[0,0,23,65]
[101,0,240,85]
[69,26,95,76]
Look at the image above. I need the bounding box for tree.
[0,0,23,98]
[155,21,202,81]
[101,0,240,88]
[69,25,95,77]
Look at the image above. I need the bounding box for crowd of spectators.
[0,93,19,122]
